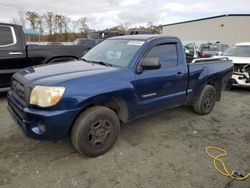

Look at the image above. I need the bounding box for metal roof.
[161,14,250,27]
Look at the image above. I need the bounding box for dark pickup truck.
[7,35,233,157]
[0,23,87,91]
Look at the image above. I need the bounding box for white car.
[221,42,250,87]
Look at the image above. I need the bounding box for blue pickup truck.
[7,35,233,157]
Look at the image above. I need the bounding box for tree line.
[13,11,161,42]
[22,11,89,42]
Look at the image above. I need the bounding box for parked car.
[73,38,102,50]
[0,23,88,92]
[73,31,124,50]
[199,42,229,58]
[88,31,123,39]
[183,42,200,63]
[129,30,153,35]
[220,42,250,87]
[7,35,233,157]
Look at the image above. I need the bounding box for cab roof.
[0,22,21,27]
[109,34,178,41]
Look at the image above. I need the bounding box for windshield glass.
[82,39,144,67]
[223,45,250,57]
[200,44,220,51]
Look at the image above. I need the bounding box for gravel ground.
[0,88,249,188]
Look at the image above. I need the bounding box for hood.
[17,60,119,85]
[221,56,250,64]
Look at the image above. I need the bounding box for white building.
[161,14,250,45]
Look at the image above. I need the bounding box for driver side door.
[133,42,188,116]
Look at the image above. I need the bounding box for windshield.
[82,39,144,67]
[223,45,250,57]
[200,44,220,52]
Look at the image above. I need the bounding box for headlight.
[30,86,65,107]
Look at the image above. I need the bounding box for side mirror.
[140,58,161,70]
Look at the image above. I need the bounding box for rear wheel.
[71,106,120,157]
[193,85,217,115]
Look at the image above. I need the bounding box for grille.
[233,64,247,73]
[11,79,25,101]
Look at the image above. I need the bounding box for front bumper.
[7,91,81,139]
[232,73,250,88]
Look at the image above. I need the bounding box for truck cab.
[0,23,28,90]
[0,23,88,92]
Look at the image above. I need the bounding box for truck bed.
[187,58,233,104]
[27,44,86,63]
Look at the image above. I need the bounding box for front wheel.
[71,106,120,157]
[193,85,217,115]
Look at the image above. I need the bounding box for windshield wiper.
[89,61,113,67]
[81,58,113,67]
[81,58,91,63]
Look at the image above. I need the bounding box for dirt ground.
[0,88,249,188]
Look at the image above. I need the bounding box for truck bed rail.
[191,57,229,64]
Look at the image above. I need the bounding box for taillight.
[201,53,206,58]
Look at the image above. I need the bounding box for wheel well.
[97,97,128,123]
[206,78,222,101]
[73,97,128,126]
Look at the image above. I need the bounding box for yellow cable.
[205,146,250,180]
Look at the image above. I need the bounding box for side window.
[222,45,229,52]
[0,26,14,46]
[185,43,195,53]
[79,40,95,47]
[145,43,178,68]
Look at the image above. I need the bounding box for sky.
[0,0,250,30]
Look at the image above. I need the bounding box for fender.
[74,86,138,122]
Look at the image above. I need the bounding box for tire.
[71,106,120,157]
[193,85,217,115]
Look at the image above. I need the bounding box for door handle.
[9,52,23,55]
[176,72,184,78]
